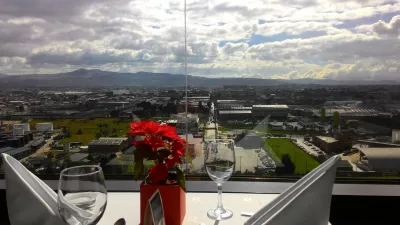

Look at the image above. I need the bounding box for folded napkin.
[1,153,68,225]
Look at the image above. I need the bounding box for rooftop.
[252,104,289,109]
[89,139,124,146]
[316,136,338,143]
[360,148,400,170]
[69,153,89,162]
[219,110,252,114]
[7,146,31,156]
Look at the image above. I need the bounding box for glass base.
[207,208,233,220]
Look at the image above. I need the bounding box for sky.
[0,0,399,80]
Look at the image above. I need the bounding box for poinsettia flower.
[148,164,168,185]
[133,137,165,152]
[128,121,181,140]
[158,124,181,140]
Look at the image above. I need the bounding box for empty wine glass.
[58,165,107,225]
[204,139,235,220]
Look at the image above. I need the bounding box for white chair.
[245,155,340,225]
[1,153,67,225]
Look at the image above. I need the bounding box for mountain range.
[0,69,398,87]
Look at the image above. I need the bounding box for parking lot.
[292,137,326,157]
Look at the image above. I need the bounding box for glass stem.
[216,183,225,212]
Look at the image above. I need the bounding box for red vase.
[140,183,186,225]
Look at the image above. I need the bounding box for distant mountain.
[0,69,398,87]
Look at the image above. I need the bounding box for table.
[98,192,279,225]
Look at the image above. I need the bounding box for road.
[20,135,56,163]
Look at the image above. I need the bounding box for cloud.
[373,15,400,36]
[0,0,399,81]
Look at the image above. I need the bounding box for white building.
[393,130,400,143]
[169,113,199,134]
[12,123,30,136]
[36,122,53,132]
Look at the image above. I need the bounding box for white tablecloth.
[98,192,279,225]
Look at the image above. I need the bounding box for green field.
[30,118,130,145]
[265,138,320,174]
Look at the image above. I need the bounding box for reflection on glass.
[58,165,107,225]
[204,139,235,220]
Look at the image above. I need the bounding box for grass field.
[30,118,130,145]
[265,138,320,174]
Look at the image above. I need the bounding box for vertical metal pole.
[240,156,242,172]
[184,0,189,173]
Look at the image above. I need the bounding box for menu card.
[144,189,166,225]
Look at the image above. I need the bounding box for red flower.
[165,139,186,168]
[133,136,164,152]
[128,121,181,141]
[148,164,168,185]
[128,120,186,185]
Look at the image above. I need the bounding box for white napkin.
[1,153,68,225]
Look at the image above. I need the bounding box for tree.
[281,154,296,174]
[95,132,102,139]
[333,111,340,129]
[110,110,120,118]
[198,101,204,112]
[320,108,326,122]
[47,151,55,160]
[77,129,83,135]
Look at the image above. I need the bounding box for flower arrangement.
[128,120,188,190]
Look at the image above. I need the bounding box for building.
[169,113,199,134]
[103,157,132,174]
[324,101,363,107]
[88,138,128,153]
[179,134,202,158]
[218,110,252,122]
[31,139,45,151]
[252,105,289,120]
[313,136,342,153]
[36,122,53,132]
[359,148,400,173]
[268,121,284,130]
[6,146,33,160]
[0,147,14,155]
[12,123,30,136]
[393,130,400,143]
[99,137,129,150]
[67,153,89,166]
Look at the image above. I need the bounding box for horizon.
[0,68,400,85]
[1,68,400,82]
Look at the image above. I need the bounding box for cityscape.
[1,82,400,179]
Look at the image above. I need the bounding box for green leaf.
[176,167,186,192]
[185,153,194,169]
[133,160,144,180]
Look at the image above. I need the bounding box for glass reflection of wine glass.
[204,139,235,220]
[58,165,107,225]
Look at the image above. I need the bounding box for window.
[1,0,400,186]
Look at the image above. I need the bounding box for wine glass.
[58,165,107,225]
[204,139,235,220]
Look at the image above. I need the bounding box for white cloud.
[0,0,399,81]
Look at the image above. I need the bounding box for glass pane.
[0,0,399,185]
